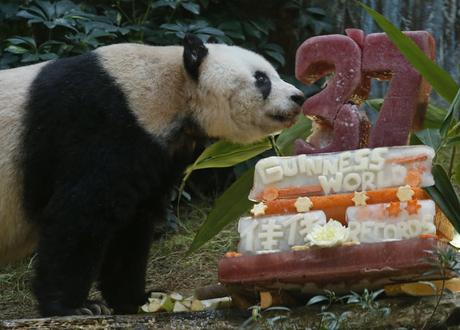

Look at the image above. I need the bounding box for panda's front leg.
[31,179,141,316]
[98,205,158,314]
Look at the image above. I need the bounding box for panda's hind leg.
[98,207,157,314]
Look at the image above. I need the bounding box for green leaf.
[152,0,177,9]
[445,136,460,147]
[424,164,460,233]
[196,27,225,36]
[454,165,460,186]
[276,115,312,155]
[440,88,460,137]
[264,50,285,67]
[5,45,29,54]
[185,139,271,174]
[187,169,254,254]
[424,103,447,129]
[365,98,383,111]
[359,2,459,103]
[307,295,329,306]
[415,128,441,151]
[243,21,261,39]
[181,2,200,15]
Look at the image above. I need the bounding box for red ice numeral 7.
[362,32,435,147]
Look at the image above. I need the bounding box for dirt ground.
[0,201,239,320]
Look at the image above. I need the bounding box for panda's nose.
[290,94,305,106]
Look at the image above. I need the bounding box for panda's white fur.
[0,63,48,264]
[0,38,303,315]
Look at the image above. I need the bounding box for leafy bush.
[0,0,333,75]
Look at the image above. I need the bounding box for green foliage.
[342,289,386,312]
[187,168,254,254]
[240,305,291,329]
[184,139,272,175]
[318,311,351,330]
[307,289,347,311]
[276,115,312,155]
[425,165,460,233]
[0,0,333,70]
[422,247,460,328]
[178,138,271,212]
[308,289,390,330]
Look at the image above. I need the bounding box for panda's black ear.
[183,34,208,81]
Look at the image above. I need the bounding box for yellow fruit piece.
[385,278,460,296]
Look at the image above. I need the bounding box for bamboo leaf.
[187,169,254,254]
[454,165,460,186]
[424,165,460,233]
[185,139,271,175]
[415,128,441,151]
[424,103,448,129]
[440,88,460,137]
[276,115,312,155]
[359,2,459,103]
[445,136,460,147]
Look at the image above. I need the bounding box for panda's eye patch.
[254,71,271,100]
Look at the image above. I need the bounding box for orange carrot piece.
[386,154,428,164]
[225,251,242,258]
[258,185,324,201]
[262,187,279,201]
[277,185,324,198]
[405,169,422,186]
[264,187,429,223]
[418,234,438,239]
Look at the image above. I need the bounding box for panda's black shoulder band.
[183,34,208,82]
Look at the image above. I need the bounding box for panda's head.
[183,35,304,144]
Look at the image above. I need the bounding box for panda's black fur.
[22,47,203,316]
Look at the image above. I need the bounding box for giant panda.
[0,35,304,316]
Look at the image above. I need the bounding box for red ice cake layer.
[218,238,450,294]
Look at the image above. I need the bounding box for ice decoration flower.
[294,196,313,212]
[396,185,415,202]
[306,220,350,247]
[250,202,267,217]
[352,191,369,206]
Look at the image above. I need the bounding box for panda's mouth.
[267,110,300,124]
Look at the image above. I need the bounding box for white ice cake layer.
[238,211,326,254]
[249,145,435,201]
[346,200,436,243]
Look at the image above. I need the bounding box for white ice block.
[249,145,435,201]
[238,211,326,254]
[346,199,436,243]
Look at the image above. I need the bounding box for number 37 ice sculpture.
[295,28,435,154]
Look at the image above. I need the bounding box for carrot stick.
[277,185,324,199]
[264,187,429,223]
[258,185,324,201]
[386,154,428,164]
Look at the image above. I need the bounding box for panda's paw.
[75,300,112,316]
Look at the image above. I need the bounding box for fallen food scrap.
[140,292,232,314]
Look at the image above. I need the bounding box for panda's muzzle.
[267,106,301,123]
